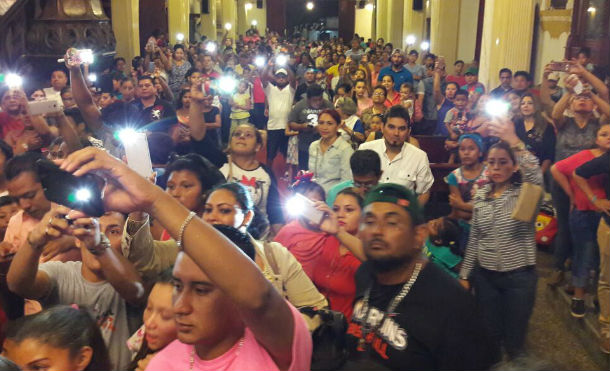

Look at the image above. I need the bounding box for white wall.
[456,0,479,63]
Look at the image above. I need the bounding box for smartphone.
[27,99,63,116]
[550,61,570,72]
[35,159,105,217]
[292,193,325,225]
[123,132,153,178]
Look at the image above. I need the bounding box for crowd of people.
[0,27,607,371]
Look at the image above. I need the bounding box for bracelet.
[177,211,196,250]
[591,195,598,203]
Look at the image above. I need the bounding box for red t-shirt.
[312,242,361,319]
[252,77,266,104]
[555,149,607,211]
[384,92,402,108]
[446,75,467,87]
[0,112,25,140]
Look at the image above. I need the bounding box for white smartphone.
[123,132,154,178]
[27,99,63,116]
[291,193,325,225]
[43,88,64,108]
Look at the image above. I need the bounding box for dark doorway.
[139,0,168,54]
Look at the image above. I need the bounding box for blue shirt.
[377,66,413,91]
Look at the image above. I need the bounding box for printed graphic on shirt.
[347,298,409,359]
[239,175,266,207]
[306,112,319,127]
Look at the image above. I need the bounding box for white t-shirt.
[220,163,271,219]
[264,83,295,131]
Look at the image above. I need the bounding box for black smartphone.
[35,159,105,217]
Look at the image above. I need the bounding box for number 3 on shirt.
[307,113,318,127]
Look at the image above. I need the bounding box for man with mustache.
[360,105,433,205]
[342,183,499,370]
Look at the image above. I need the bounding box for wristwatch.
[88,234,111,256]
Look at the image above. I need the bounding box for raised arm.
[433,67,443,105]
[60,148,298,370]
[6,207,73,299]
[315,202,367,262]
[66,53,104,133]
[569,61,609,101]
[72,216,146,306]
[185,80,208,141]
[156,45,172,71]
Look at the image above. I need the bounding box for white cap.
[275,68,288,75]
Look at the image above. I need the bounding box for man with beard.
[341,183,499,371]
[360,106,433,205]
[262,61,296,166]
[377,49,413,92]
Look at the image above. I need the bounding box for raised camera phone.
[27,99,63,116]
[35,159,105,217]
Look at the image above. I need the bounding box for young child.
[365,113,385,142]
[229,79,252,136]
[444,89,471,163]
[445,133,489,222]
[399,82,415,118]
[444,134,489,255]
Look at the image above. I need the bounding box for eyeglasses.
[232,130,256,139]
[372,92,385,97]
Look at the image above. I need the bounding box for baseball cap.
[465,67,478,76]
[275,68,288,76]
[362,183,424,225]
[391,48,403,56]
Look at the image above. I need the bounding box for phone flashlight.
[420,41,430,51]
[88,73,97,83]
[218,76,237,94]
[286,195,305,216]
[72,188,93,203]
[276,54,288,66]
[5,73,23,88]
[80,49,94,64]
[254,56,266,67]
[206,42,217,53]
[405,35,416,45]
[485,99,510,117]
[176,33,185,42]
[115,127,139,145]
[225,22,232,31]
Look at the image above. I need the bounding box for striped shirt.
[460,149,543,278]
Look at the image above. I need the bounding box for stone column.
[478,0,536,90]
[387,0,404,49]
[403,0,426,52]
[221,0,238,40]
[111,0,139,63]
[168,0,189,44]
[430,0,460,67]
[199,0,218,40]
[375,0,388,42]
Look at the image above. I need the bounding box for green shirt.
[423,239,462,278]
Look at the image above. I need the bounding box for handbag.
[263,242,348,371]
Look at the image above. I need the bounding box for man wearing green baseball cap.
[342,183,499,370]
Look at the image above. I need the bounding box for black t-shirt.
[341,262,499,371]
[132,97,176,127]
[203,106,221,149]
[514,118,556,163]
